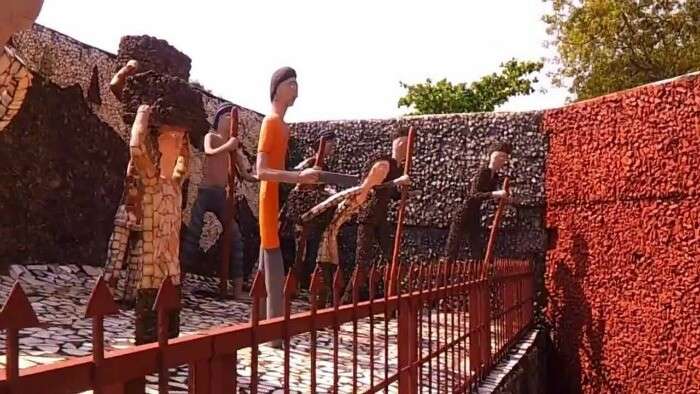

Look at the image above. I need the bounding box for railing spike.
[0,281,39,330]
[309,264,324,295]
[283,270,298,298]
[85,275,119,318]
[250,269,268,298]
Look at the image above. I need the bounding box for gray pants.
[257,248,284,321]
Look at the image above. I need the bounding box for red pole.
[249,271,266,394]
[480,178,511,280]
[308,265,323,394]
[282,271,297,394]
[85,276,120,393]
[219,107,240,296]
[0,282,40,392]
[427,264,434,393]
[450,263,457,390]
[388,126,417,296]
[153,278,180,394]
[383,265,390,394]
[298,136,327,193]
[350,266,361,394]
[368,265,377,391]
[332,267,342,394]
[398,292,418,394]
[315,136,327,168]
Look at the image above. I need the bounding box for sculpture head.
[318,130,337,158]
[1,0,44,46]
[270,66,298,107]
[487,141,512,172]
[391,125,410,164]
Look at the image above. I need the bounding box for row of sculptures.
[0,5,515,347]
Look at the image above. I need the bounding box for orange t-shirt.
[258,114,289,249]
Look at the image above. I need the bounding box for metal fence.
[0,256,532,394]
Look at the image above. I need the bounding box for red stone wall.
[543,74,700,392]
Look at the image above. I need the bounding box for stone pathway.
[1,265,474,393]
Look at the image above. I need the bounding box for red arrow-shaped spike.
[350,266,364,289]
[249,270,267,298]
[85,275,119,318]
[332,267,344,296]
[0,282,39,330]
[283,271,298,298]
[308,264,324,295]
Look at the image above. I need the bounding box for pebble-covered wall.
[0,76,128,265]
[543,73,700,393]
[290,113,548,263]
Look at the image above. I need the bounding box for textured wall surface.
[290,113,548,263]
[543,73,700,393]
[0,76,128,265]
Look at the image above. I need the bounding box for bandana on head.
[213,103,233,129]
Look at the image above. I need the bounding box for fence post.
[482,279,492,372]
[468,271,478,384]
[204,350,234,394]
[85,276,123,394]
[282,271,298,394]
[398,296,418,393]
[249,271,267,394]
[0,282,40,393]
[188,358,211,394]
[154,277,180,394]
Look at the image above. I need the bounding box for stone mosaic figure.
[445,141,512,262]
[0,0,43,132]
[354,127,411,271]
[104,61,189,302]
[103,70,208,345]
[301,159,391,307]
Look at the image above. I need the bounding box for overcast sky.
[36,0,570,122]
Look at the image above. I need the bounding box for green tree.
[544,0,700,100]
[397,59,543,115]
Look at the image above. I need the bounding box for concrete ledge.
[478,328,545,394]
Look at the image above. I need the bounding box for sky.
[36,0,570,122]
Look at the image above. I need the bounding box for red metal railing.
[0,256,532,393]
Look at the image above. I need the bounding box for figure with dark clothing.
[348,127,411,302]
[445,141,512,262]
[280,131,338,289]
[355,127,411,270]
[301,158,393,307]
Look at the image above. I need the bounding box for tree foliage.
[398,59,543,115]
[544,0,700,100]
